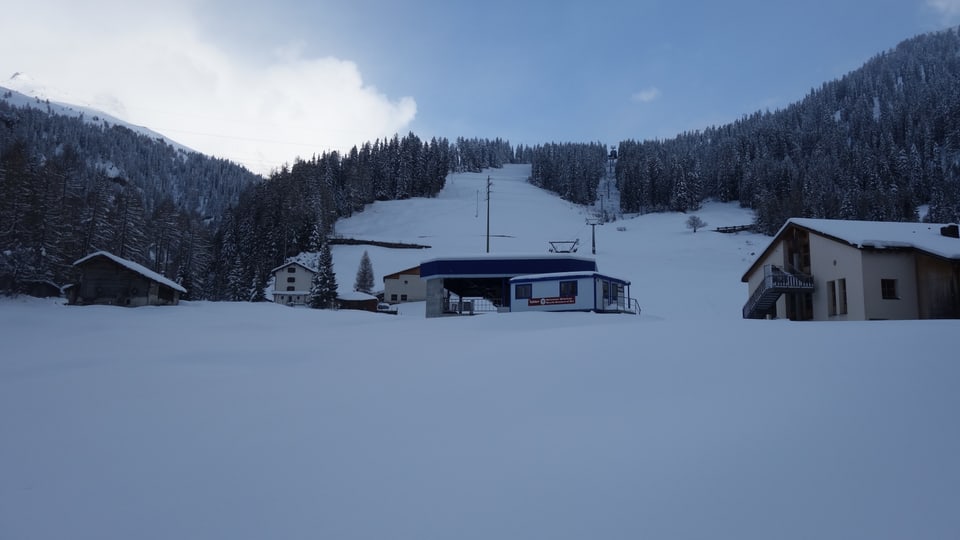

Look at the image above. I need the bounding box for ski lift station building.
[419,254,638,317]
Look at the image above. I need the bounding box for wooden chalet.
[71,251,186,306]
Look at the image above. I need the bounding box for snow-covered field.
[2,165,959,539]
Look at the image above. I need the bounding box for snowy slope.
[2,165,959,540]
[328,164,760,320]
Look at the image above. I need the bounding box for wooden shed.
[71,251,186,306]
[337,290,379,312]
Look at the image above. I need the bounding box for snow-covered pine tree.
[353,250,374,294]
[309,242,338,309]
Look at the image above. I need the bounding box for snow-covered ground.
[2,165,958,540]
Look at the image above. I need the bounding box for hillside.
[611,26,960,232]
[0,84,261,293]
[2,164,958,540]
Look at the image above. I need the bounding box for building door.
[785,292,813,321]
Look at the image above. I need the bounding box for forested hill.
[0,88,261,294]
[614,26,960,233]
[206,135,518,301]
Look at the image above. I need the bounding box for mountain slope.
[0,82,261,292]
[615,26,960,231]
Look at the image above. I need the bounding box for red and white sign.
[528,296,576,307]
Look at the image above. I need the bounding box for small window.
[287,276,296,283]
[881,279,898,300]
[515,283,532,299]
[287,267,296,273]
[560,280,578,297]
[403,280,408,285]
[286,286,295,291]
[401,294,408,301]
[391,294,398,301]
[838,279,847,314]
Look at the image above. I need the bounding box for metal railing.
[742,265,814,319]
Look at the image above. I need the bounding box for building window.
[827,281,837,316]
[838,279,847,314]
[881,279,898,300]
[560,280,578,297]
[287,267,296,273]
[286,286,295,291]
[286,276,296,283]
[401,294,408,301]
[515,283,532,299]
[391,294,398,301]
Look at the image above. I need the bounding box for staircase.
[742,265,815,319]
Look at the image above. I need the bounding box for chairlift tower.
[586,217,601,255]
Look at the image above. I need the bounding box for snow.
[2,165,959,540]
[338,290,377,301]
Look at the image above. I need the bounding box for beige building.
[742,219,960,320]
[382,265,426,304]
[271,262,315,306]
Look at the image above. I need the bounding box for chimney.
[941,224,960,239]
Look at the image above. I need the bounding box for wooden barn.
[71,251,186,307]
[337,290,379,312]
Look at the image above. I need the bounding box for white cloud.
[0,1,416,175]
[631,87,661,103]
[927,0,960,20]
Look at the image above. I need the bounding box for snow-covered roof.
[338,290,377,301]
[270,261,316,274]
[787,218,960,260]
[74,251,187,293]
[743,218,960,282]
[383,265,421,280]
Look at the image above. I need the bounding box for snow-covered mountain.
[2,165,958,540]
[2,72,193,153]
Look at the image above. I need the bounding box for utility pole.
[586,217,601,255]
[485,176,492,253]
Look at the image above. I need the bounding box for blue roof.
[420,254,597,279]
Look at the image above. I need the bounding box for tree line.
[0,100,259,294]
[0,90,527,300]
[616,26,960,234]
[520,27,960,235]
[204,134,526,301]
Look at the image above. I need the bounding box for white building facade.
[382,266,426,304]
[271,262,316,306]
[509,272,636,314]
[743,219,960,320]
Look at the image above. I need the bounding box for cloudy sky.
[3,0,960,175]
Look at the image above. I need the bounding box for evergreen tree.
[309,242,338,309]
[354,250,374,294]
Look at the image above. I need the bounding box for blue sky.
[2,0,959,174]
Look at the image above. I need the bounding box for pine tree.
[309,242,338,309]
[354,250,374,294]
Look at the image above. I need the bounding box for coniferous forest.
[205,135,523,301]
[3,26,960,299]
[0,98,260,296]
[613,26,960,234]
